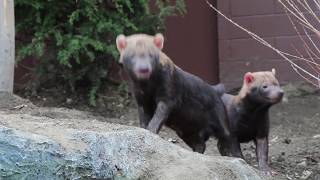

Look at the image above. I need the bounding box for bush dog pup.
[116,33,241,155]
[213,69,284,175]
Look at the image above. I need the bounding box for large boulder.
[0,112,263,180]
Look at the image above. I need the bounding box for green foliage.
[15,0,185,105]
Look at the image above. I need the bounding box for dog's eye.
[263,85,268,89]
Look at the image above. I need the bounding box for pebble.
[297,160,307,167]
[277,155,285,162]
[282,96,289,103]
[286,174,292,180]
[11,104,27,110]
[66,98,73,104]
[271,136,279,143]
[313,134,320,139]
[283,138,292,144]
[168,138,177,143]
[301,170,312,180]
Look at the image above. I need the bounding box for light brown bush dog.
[212,69,284,176]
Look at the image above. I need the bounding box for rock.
[66,98,73,104]
[276,155,285,162]
[286,174,293,180]
[167,138,178,143]
[10,104,27,110]
[297,160,307,167]
[313,134,320,139]
[283,138,292,144]
[300,170,312,180]
[0,112,264,180]
[270,136,279,143]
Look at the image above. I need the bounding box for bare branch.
[205,0,320,88]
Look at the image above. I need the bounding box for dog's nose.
[139,68,150,74]
[278,90,284,98]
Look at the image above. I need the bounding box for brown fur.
[238,71,279,100]
[216,69,283,176]
[159,52,174,67]
[118,34,175,71]
[116,33,242,155]
[118,34,156,63]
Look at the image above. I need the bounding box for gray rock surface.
[0,106,264,179]
[0,114,263,180]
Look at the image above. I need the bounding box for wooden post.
[0,0,15,93]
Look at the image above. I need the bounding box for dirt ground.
[10,83,320,180]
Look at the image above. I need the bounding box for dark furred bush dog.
[213,69,284,175]
[116,33,241,155]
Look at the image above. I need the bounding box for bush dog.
[116,33,241,156]
[212,69,284,175]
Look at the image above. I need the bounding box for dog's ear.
[154,33,164,50]
[116,34,126,52]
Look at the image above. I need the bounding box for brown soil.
[12,83,320,180]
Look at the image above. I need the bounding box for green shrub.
[15,0,185,105]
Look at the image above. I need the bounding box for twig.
[205,0,320,88]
